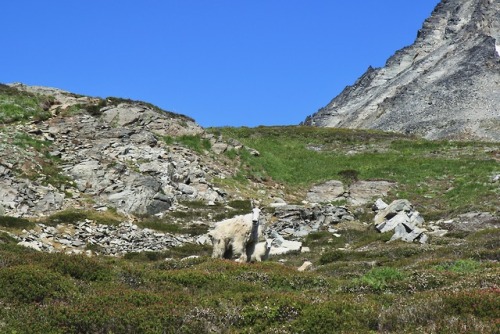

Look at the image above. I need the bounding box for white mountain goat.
[208,207,264,262]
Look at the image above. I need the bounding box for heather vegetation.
[0,226,498,333]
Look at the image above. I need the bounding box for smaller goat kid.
[246,238,274,262]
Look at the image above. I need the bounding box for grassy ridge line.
[210,126,500,219]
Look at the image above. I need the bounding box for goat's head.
[251,207,261,223]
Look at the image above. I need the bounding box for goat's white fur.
[247,238,273,262]
[208,207,263,262]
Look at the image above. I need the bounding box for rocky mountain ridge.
[303,0,500,141]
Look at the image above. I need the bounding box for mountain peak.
[303,0,500,141]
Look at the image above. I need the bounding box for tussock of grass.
[0,216,35,230]
[42,209,123,226]
[435,259,481,273]
[161,134,211,152]
[354,267,406,291]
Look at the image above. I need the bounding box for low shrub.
[0,264,75,303]
[47,288,188,334]
[319,250,349,264]
[291,296,379,333]
[0,231,18,245]
[45,253,113,281]
[155,256,208,270]
[153,270,214,289]
[435,259,481,273]
[337,169,359,185]
[319,249,374,264]
[304,231,332,245]
[0,215,35,229]
[354,267,406,291]
[378,290,500,332]
[43,209,121,226]
[227,199,252,211]
[441,289,500,319]
[124,251,167,262]
[235,294,304,331]
[162,243,212,259]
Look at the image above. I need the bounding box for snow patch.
[496,44,500,57]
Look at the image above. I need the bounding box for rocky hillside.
[0,83,256,219]
[1,84,499,333]
[303,0,500,141]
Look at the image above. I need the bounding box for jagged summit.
[303,0,500,141]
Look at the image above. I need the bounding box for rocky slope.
[0,83,245,218]
[303,0,500,141]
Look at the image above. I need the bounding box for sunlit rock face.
[304,0,500,141]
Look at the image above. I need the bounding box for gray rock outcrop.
[306,179,395,206]
[303,0,500,141]
[374,199,428,243]
[435,211,499,232]
[0,85,232,217]
[267,204,354,240]
[11,220,200,256]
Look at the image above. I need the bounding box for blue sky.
[2,1,440,127]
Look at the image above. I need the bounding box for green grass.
[0,84,53,123]
[354,267,406,291]
[209,126,500,219]
[138,219,209,236]
[435,259,481,273]
[162,134,212,153]
[13,132,51,150]
[0,216,35,230]
[41,209,123,227]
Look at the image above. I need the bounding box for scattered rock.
[300,246,311,253]
[348,180,395,206]
[374,199,428,243]
[13,221,199,256]
[245,147,260,157]
[211,142,228,155]
[267,204,354,240]
[269,197,287,208]
[435,212,499,232]
[373,198,389,211]
[305,179,395,206]
[267,230,302,256]
[0,100,227,217]
[306,180,345,203]
[298,261,313,272]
